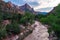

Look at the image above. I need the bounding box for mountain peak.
[6,1,12,4]
[25,3,29,6]
[24,3,31,8]
[20,3,31,10]
[6,1,14,7]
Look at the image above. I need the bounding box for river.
[24,21,49,40]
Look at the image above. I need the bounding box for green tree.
[19,12,35,24]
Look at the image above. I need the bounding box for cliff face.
[0,0,48,15]
[49,4,60,15]
[0,1,24,14]
[20,3,35,14]
[0,1,36,14]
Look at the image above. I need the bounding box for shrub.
[6,23,20,35]
[0,28,7,40]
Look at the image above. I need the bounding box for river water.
[24,21,49,40]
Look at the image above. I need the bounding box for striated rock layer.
[24,21,49,40]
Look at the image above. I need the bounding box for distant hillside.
[0,1,24,14]
[0,0,47,15]
[20,3,35,14]
[0,1,35,14]
[36,12,47,15]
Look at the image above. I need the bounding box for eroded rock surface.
[24,21,49,40]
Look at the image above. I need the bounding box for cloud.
[4,0,60,12]
[35,7,53,12]
[29,2,39,7]
[23,0,60,12]
[24,0,60,8]
[24,0,36,2]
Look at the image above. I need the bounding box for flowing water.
[24,21,49,40]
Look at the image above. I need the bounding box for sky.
[3,0,60,12]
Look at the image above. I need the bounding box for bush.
[19,12,35,24]
[6,23,20,35]
[0,28,7,40]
